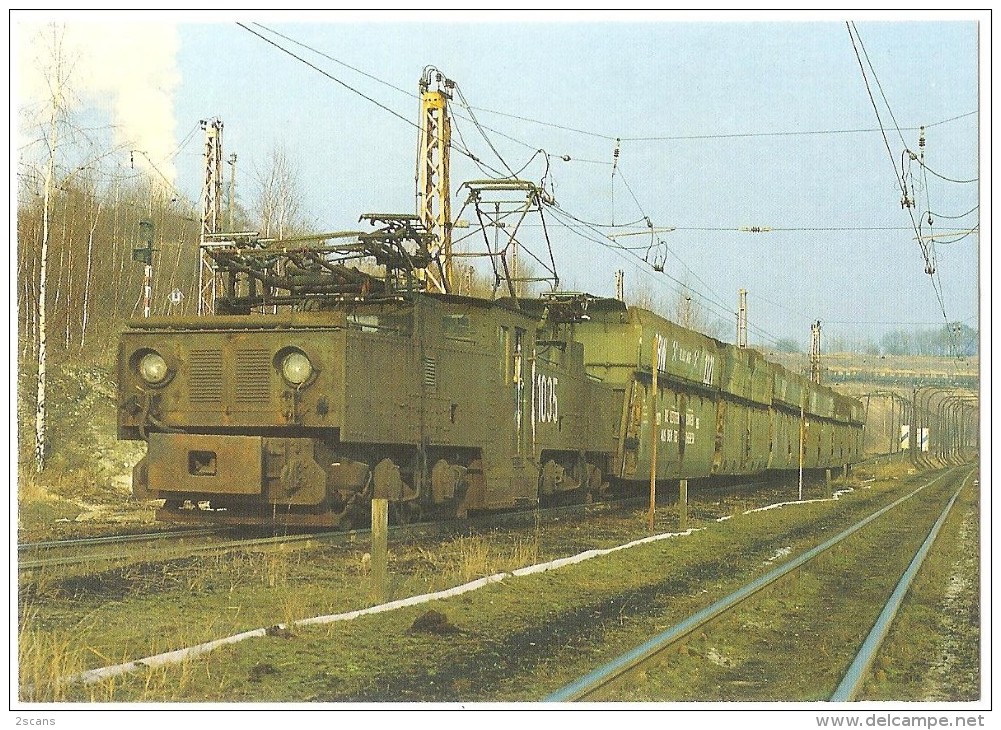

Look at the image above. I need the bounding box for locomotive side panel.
[341,328,417,444]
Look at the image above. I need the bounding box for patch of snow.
[763,546,793,565]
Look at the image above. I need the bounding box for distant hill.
[760,352,979,392]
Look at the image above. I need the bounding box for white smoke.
[16,20,180,183]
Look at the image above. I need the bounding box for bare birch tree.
[31,24,75,473]
[253,144,304,239]
[79,180,102,350]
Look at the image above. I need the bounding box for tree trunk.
[80,197,102,351]
[35,154,53,473]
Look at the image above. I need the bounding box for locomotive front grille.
[189,349,224,404]
[235,348,271,403]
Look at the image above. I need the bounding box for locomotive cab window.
[499,326,511,382]
[347,311,412,335]
[443,314,472,341]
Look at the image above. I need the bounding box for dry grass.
[17,609,86,702]
[406,533,540,588]
[878,459,921,480]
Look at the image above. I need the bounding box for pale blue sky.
[18,12,984,348]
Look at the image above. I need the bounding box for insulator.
[919,126,926,148]
[927,213,934,226]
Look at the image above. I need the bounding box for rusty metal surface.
[148,433,263,495]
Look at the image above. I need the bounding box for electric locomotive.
[117,218,614,527]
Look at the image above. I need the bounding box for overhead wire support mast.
[810,320,822,384]
[737,289,748,349]
[198,119,224,315]
[416,67,455,294]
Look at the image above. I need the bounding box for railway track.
[23,461,964,702]
[18,473,812,573]
[16,492,646,572]
[545,464,977,702]
[17,466,836,576]
[18,528,334,570]
[18,527,226,554]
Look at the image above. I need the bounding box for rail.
[18,527,224,553]
[16,493,645,572]
[544,464,973,701]
[830,467,976,700]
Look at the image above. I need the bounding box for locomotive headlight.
[138,351,169,385]
[280,350,313,386]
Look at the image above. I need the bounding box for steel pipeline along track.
[545,464,977,702]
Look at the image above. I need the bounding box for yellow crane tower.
[416,66,454,293]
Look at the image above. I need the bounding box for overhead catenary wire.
[236,22,971,351]
[545,203,781,345]
[555,141,748,328]
[906,154,978,185]
[923,204,978,220]
[467,101,976,143]
[594,225,975,234]
[448,111,509,180]
[846,22,954,340]
[604,153,743,322]
[237,22,506,181]
[924,225,979,245]
[851,22,910,151]
[452,83,517,178]
[242,23,976,168]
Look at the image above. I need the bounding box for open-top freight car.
[565,299,864,486]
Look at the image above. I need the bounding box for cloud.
[16,20,180,183]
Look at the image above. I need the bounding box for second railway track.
[546,464,978,702]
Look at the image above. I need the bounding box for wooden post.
[825,468,832,498]
[798,405,804,501]
[371,498,389,603]
[679,479,688,532]
[648,336,659,533]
